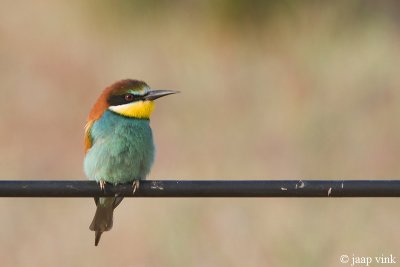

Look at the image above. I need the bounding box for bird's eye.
[124,94,134,102]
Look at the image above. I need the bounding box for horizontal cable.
[0,180,399,197]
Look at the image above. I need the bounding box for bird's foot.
[99,180,106,191]
[132,180,140,194]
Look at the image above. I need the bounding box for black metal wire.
[0,180,399,197]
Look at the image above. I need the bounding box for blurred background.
[1,0,400,266]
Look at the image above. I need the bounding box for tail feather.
[90,197,123,246]
[95,231,103,246]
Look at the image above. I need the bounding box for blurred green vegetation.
[85,0,400,28]
[0,1,400,266]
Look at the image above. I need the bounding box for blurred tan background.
[1,1,400,266]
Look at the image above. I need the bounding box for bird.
[83,79,178,246]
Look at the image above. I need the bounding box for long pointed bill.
[144,90,179,101]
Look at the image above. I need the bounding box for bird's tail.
[89,197,123,246]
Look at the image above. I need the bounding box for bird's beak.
[144,90,180,101]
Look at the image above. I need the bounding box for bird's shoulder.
[84,92,110,154]
[84,120,95,153]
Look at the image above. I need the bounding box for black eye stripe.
[108,94,142,106]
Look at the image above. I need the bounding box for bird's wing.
[84,120,94,153]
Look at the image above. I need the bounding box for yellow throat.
[108,100,155,119]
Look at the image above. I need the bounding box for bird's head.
[89,79,178,121]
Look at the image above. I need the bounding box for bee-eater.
[84,79,178,246]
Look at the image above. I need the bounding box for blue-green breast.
[84,110,155,184]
